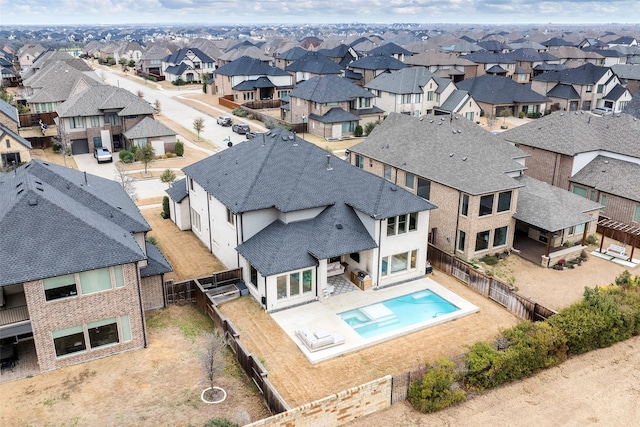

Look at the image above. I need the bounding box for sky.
[1,0,639,26]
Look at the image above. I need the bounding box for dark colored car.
[217,116,232,126]
[232,123,250,134]
[245,130,262,139]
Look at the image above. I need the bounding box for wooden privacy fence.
[19,112,57,127]
[428,244,556,321]
[164,269,290,415]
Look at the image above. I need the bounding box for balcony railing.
[0,305,30,326]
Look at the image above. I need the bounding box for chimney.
[326,154,333,171]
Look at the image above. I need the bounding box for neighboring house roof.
[23,61,103,103]
[532,62,610,85]
[366,42,413,57]
[611,64,640,81]
[477,40,509,52]
[513,175,601,232]
[288,75,374,103]
[164,62,191,76]
[457,75,550,104]
[547,83,581,99]
[486,65,507,74]
[508,41,547,51]
[438,89,470,113]
[275,46,309,61]
[0,99,18,124]
[622,92,640,119]
[603,83,629,101]
[541,37,574,47]
[570,156,640,203]
[347,54,407,72]
[403,49,476,68]
[0,160,151,287]
[56,85,156,117]
[440,41,484,54]
[350,112,526,196]
[507,48,558,62]
[140,242,173,278]
[309,107,360,123]
[233,76,284,91]
[163,47,215,64]
[463,51,515,65]
[166,178,188,203]
[501,111,640,158]
[122,116,175,139]
[285,51,344,75]
[365,66,440,94]
[533,62,567,72]
[182,127,434,218]
[213,56,289,77]
[0,123,32,149]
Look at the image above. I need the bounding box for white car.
[591,107,613,116]
[94,147,113,163]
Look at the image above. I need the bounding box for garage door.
[71,139,89,155]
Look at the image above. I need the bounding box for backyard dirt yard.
[0,305,272,427]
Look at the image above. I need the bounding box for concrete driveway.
[73,153,118,180]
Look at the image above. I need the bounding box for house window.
[493,226,508,247]
[518,74,527,82]
[189,178,195,192]
[436,93,440,102]
[417,177,430,199]
[427,91,434,101]
[409,212,418,231]
[575,223,585,234]
[104,113,120,126]
[411,250,417,269]
[289,272,300,297]
[90,116,100,127]
[43,274,77,301]
[120,315,132,342]
[113,265,125,288]
[479,194,494,216]
[572,186,587,198]
[497,191,512,213]
[277,276,287,300]
[397,214,407,234]
[415,93,422,103]
[359,98,371,108]
[457,230,466,252]
[597,84,604,94]
[355,154,364,169]
[600,195,607,211]
[190,208,201,232]
[633,205,640,223]
[276,269,313,300]
[302,270,312,293]
[5,139,10,148]
[70,116,85,129]
[383,165,392,181]
[79,268,113,295]
[381,257,388,276]
[53,325,86,357]
[586,85,593,93]
[401,94,411,104]
[460,194,469,216]
[381,251,415,275]
[475,230,490,251]
[88,318,119,349]
[249,263,258,288]
[405,173,415,189]
[387,216,396,236]
[226,208,235,226]
[465,112,474,121]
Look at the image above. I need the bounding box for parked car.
[93,147,113,163]
[245,130,263,139]
[217,116,232,126]
[591,107,613,116]
[232,123,250,134]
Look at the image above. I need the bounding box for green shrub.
[354,124,363,137]
[145,235,158,245]
[119,150,135,163]
[52,142,63,153]
[232,108,247,117]
[518,111,525,119]
[464,341,501,390]
[203,418,239,427]
[586,234,598,245]
[162,196,170,218]
[364,120,380,136]
[264,117,277,129]
[408,358,466,412]
[482,255,499,265]
[175,141,184,157]
[247,114,255,120]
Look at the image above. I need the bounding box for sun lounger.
[605,244,627,258]
[295,328,345,352]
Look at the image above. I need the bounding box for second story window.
[479,194,494,216]
[586,85,593,93]
[70,116,85,129]
[460,194,469,216]
[359,98,371,108]
[401,94,411,104]
[226,207,235,226]
[497,191,512,213]
[597,84,605,94]
[383,165,392,181]
[405,173,415,189]
[427,91,434,101]
[355,154,364,169]
[417,177,430,200]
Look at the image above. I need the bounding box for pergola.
[597,217,640,261]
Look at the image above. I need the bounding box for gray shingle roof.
[604,83,629,101]
[0,123,32,148]
[570,156,640,203]
[309,107,360,123]
[457,75,550,105]
[347,55,407,71]
[166,178,188,203]
[365,66,438,94]
[513,175,600,232]
[23,61,103,103]
[56,85,156,117]
[438,90,469,113]
[532,62,610,85]
[285,51,344,74]
[288,75,374,103]
[0,99,18,123]
[0,160,151,287]
[547,83,580,99]
[501,111,640,158]
[213,56,290,77]
[367,42,413,57]
[182,127,434,219]
[140,242,173,278]
[350,112,526,195]
[163,47,215,64]
[123,117,175,139]
[611,64,640,81]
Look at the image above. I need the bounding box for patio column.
[318,259,329,301]
[545,232,551,257]
[581,223,588,246]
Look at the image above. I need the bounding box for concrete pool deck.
[271,277,479,364]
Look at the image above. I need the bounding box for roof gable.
[288,75,374,103]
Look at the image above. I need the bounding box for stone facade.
[23,262,146,372]
[141,275,165,310]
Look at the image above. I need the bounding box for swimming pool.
[339,289,460,339]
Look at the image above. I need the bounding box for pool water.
[338,289,460,339]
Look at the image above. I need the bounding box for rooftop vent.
[390,185,397,191]
[449,153,454,157]
[28,198,37,206]
[336,224,343,229]
[462,157,468,161]
[326,154,332,171]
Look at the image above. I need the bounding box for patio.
[0,339,38,384]
[271,276,479,364]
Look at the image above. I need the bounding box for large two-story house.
[162,47,216,84]
[55,85,157,154]
[349,113,601,266]
[212,56,293,101]
[0,160,171,373]
[285,75,384,139]
[169,128,435,312]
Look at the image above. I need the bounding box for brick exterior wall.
[572,186,639,225]
[23,262,146,372]
[0,113,18,132]
[246,376,392,427]
[140,275,165,310]
[518,145,574,190]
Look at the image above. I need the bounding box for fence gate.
[390,372,411,404]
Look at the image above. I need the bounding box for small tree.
[160,169,177,187]
[201,333,227,398]
[153,99,161,114]
[161,196,170,219]
[354,124,363,137]
[137,144,155,174]
[193,117,205,140]
[174,141,184,156]
[500,109,511,125]
[114,163,138,201]
[118,58,127,69]
[128,59,136,68]
[136,90,144,98]
[486,114,497,131]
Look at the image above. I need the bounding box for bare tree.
[136,89,144,98]
[114,163,138,201]
[153,99,161,114]
[201,332,227,394]
[193,117,205,140]
[486,114,497,131]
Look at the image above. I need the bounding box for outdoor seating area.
[0,341,18,371]
[605,244,627,258]
[295,328,345,352]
